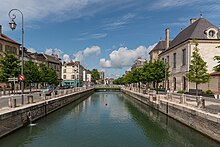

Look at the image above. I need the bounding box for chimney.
[190,18,196,25]
[0,25,2,36]
[165,28,170,49]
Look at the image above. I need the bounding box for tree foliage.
[0,52,20,83]
[24,61,40,84]
[91,69,100,83]
[113,59,169,91]
[213,56,220,71]
[186,41,210,95]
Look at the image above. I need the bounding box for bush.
[206,90,214,94]
[177,90,185,94]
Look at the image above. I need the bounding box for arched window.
[173,77,176,91]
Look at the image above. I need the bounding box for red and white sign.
[18,75,25,81]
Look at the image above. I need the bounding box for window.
[182,49,186,66]
[0,43,2,52]
[173,53,176,68]
[71,75,75,79]
[173,77,176,91]
[63,69,66,73]
[63,75,66,79]
[183,76,187,90]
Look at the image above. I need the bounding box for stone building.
[0,25,20,88]
[0,25,20,58]
[61,61,85,87]
[131,57,146,70]
[158,18,220,93]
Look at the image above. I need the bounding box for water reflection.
[0,92,219,147]
[121,94,220,147]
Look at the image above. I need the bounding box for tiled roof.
[149,40,168,54]
[0,34,20,45]
[43,54,61,64]
[66,61,80,66]
[210,72,220,76]
[169,18,220,50]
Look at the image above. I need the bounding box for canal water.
[0,92,219,147]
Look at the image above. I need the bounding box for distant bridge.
[94,85,121,92]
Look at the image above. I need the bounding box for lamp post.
[9,9,25,104]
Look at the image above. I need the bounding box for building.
[0,25,20,88]
[158,18,220,93]
[131,57,146,70]
[0,25,20,58]
[98,71,105,84]
[61,61,85,87]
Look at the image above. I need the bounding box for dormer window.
[205,28,218,39]
[209,30,215,37]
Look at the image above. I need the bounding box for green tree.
[0,52,20,92]
[39,63,48,85]
[151,60,168,91]
[91,69,100,84]
[186,41,210,96]
[45,67,58,85]
[213,56,220,71]
[24,61,40,92]
[0,52,20,82]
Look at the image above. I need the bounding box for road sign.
[18,75,25,81]
[8,77,18,82]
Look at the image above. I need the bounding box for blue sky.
[1,0,220,78]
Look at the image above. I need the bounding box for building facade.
[158,18,220,93]
[131,57,146,70]
[61,61,85,87]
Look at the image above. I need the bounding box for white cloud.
[74,45,101,61]
[63,54,71,63]
[151,0,218,10]
[45,48,63,58]
[102,13,136,30]
[99,58,112,68]
[27,48,36,53]
[77,33,107,41]
[100,44,157,68]
[1,0,133,29]
[84,46,101,56]
[74,51,84,61]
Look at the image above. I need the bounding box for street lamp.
[9,9,25,104]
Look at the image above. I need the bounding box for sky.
[1,0,220,78]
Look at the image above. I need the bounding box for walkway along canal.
[0,92,219,147]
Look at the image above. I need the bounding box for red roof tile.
[0,34,20,45]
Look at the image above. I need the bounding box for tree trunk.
[156,82,158,94]
[196,83,198,96]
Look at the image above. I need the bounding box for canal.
[0,92,219,147]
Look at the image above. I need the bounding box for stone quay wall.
[121,88,220,143]
[0,88,94,138]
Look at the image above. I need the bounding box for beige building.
[131,57,146,70]
[0,25,20,88]
[62,61,85,87]
[0,25,20,58]
[158,18,220,93]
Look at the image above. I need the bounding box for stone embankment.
[0,88,94,138]
[121,88,220,143]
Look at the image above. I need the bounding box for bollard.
[180,94,185,104]
[8,97,12,107]
[12,98,16,108]
[201,99,205,108]
[27,95,33,104]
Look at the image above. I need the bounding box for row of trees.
[0,52,58,91]
[113,60,169,92]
